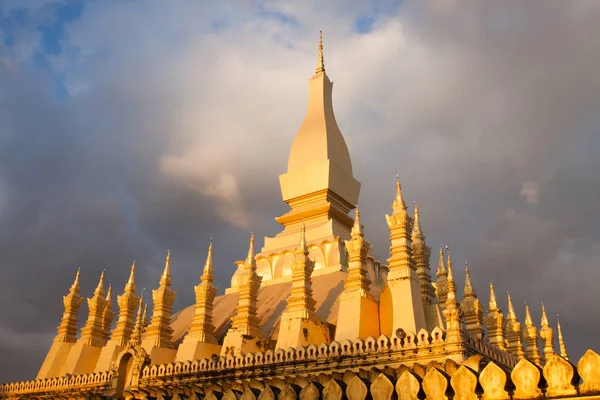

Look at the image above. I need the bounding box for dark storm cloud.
[0,0,599,382]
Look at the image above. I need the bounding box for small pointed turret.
[412,202,424,240]
[507,292,517,321]
[460,262,485,340]
[70,268,81,293]
[183,240,219,347]
[445,253,457,305]
[142,301,149,329]
[105,284,112,303]
[523,303,543,365]
[276,225,329,350]
[202,240,214,282]
[505,292,525,359]
[436,245,449,305]
[101,284,115,345]
[441,245,464,347]
[381,175,427,334]
[109,262,140,347]
[94,270,106,296]
[525,303,533,325]
[336,203,379,341]
[557,316,569,360]
[228,232,263,338]
[484,280,506,350]
[463,263,476,299]
[142,251,177,350]
[352,206,363,237]
[539,302,555,361]
[129,290,145,346]
[125,262,136,293]
[245,232,256,270]
[299,222,308,252]
[411,202,435,306]
[541,303,549,328]
[160,250,171,286]
[392,175,407,213]
[281,225,318,321]
[55,269,84,343]
[316,30,325,74]
[437,245,447,276]
[488,281,499,312]
[79,270,108,346]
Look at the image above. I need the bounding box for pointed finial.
[488,280,499,312]
[524,302,534,326]
[436,245,447,276]
[203,240,214,279]
[136,295,143,319]
[160,250,171,286]
[135,289,144,324]
[446,247,454,283]
[94,270,106,296]
[446,252,457,303]
[557,315,569,360]
[392,174,407,211]
[412,202,424,240]
[316,30,325,74]
[70,267,81,293]
[125,261,136,292]
[463,262,476,298]
[507,291,517,321]
[246,231,256,269]
[106,284,112,303]
[299,220,308,251]
[142,301,148,325]
[352,206,363,237]
[541,302,549,328]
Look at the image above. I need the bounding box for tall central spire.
[316,30,325,74]
[278,30,360,230]
[230,31,365,293]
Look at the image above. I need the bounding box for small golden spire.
[412,202,424,240]
[541,302,549,328]
[524,302,534,326]
[94,270,106,296]
[557,315,569,360]
[160,250,171,286]
[106,284,112,303]
[125,261,136,293]
[506,291,517,321]
[315,30,325,74]
[142,301,149,329]
[446,252,456,303]
[436,245,447,276]
[463,262,476,298]
[246,232,256,270]
[202,240,214,280]
[129,289,144,345]
[70,268,81,293]
[488,280,499,312]
[446,248,454,283]
[352,206,363,237]
[392,174,407,212]
[299,221,308,251]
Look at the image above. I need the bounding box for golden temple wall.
[2,348,600,399]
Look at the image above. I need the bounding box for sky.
[1,0,599,382]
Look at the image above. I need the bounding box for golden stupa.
[1,33,599,400]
